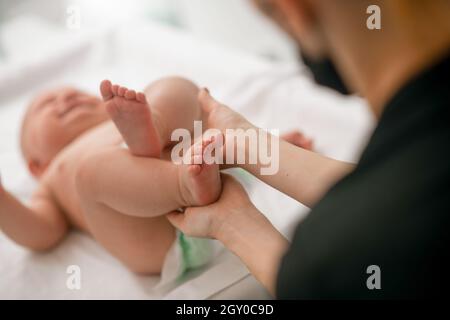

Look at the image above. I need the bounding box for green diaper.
[178,232,214,274]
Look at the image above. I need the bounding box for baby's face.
[21,87,107,176]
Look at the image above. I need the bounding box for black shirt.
[300,52,350,95]
[277,53,450,299]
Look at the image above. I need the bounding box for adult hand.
[167,174,257,239]
[167,173,289,297]
[197,88,257,168]
[198,88,252,133]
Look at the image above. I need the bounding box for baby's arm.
[0,180,68,251]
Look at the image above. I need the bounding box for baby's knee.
[145,77,202,131]
[144,76,198,96]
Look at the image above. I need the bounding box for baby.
[0,76,313,275]
[0,77,222,274]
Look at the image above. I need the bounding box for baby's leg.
[77,188,175,274]
[77,148,187,217]
[100,78,202,158]
[76,144,221,273]
[100,80,162,157]
[76,143,221,219]
[76,148,178,273]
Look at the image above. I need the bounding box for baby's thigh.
[85,200,176,274]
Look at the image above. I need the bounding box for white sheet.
[0,17,374,299]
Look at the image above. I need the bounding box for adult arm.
[169,90,354,295]
[199,89,354,207]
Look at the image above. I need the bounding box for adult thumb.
[166,211,185,230]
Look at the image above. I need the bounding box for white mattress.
[0,17,374,299]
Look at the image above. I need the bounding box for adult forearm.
[229,126,354,207]
[200,89,353,205]
[216,204,289,296]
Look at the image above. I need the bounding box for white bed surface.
[0,18,374,299]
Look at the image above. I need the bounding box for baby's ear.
[28,160,46,178]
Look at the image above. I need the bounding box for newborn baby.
[0,77,222,274]
[0,76,313,275]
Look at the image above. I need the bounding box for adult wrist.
[222,122,258,168]
[215,202,289,296]
[215,203,274,253]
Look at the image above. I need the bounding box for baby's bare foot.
[100,80,162,157]
[178,135,222,207]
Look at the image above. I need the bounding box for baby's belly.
[47,122,123,232]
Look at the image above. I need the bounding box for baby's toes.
[118,86,127,97]
[125,90,136,100]
[203,133,224,165]
[188,164,202,176]
[112,85,119,96]
[100,80,113,101]
[136,92,147,103]
[192,154,203,165]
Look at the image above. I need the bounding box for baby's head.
[20,87,107,178]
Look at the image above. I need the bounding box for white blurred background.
[0,0,298,66]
